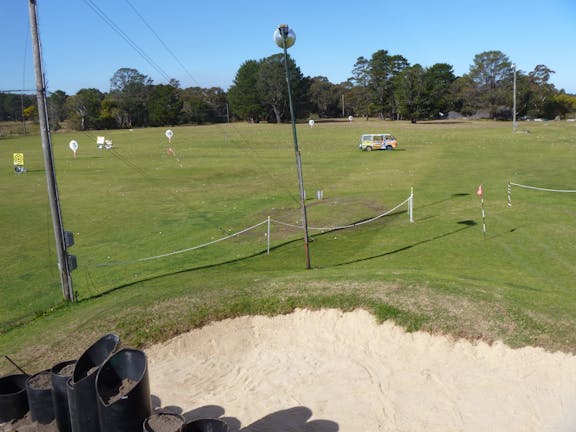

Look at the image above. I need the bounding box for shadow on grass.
[0,210,473,332]
[81,212,410,303]
[416,192,471,211]
[325,220,477,268]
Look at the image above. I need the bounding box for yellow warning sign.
[13,153,24,166]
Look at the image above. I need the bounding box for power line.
[82,0,171,83]
[123,0,200,87]
[0,89,35,93]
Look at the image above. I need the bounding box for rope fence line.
[93,191,414,268]
[271,196,412,231]
[94,220,269,268]
[508,180,576,207]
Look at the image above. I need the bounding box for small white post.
[409,187,414,223]
[477,185,487,239]
[507,180,512,207]
[267,216,271,255]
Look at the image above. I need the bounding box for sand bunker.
[147,308,576,432]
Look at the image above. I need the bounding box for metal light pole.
[512,63,517,132]
[274,24,311,269]
[28,0,75,301]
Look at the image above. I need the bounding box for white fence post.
[409,187,414,223]
[267,216,271,255]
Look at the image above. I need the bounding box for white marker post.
[69,140,78,158]
[477,184,486,239]
[165,129,174,144]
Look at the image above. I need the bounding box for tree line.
[1,50,575,130]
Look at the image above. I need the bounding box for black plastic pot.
[0,374,29,423]
[181,419,229,432]
[96,348,152,432]
[67,333,120,432]
[51,360,76,432]
[25,369,55,424]
[143,412,185,432]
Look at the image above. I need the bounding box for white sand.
[146,309,576,431]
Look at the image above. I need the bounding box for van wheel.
[386,145,393,150]
[366,146,372,152]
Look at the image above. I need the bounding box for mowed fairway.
[1,119,576,374]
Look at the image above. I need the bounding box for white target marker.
[69,140,78,158]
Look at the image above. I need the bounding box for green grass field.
[1,119,576,375]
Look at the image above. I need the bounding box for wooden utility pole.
[28,0,75,301]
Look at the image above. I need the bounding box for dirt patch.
[101,378,138,404]
[27,372,51,390]
[0,413,57,432]
[145,413,184,432]
[55,363,75,377]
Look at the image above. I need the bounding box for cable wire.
[82,0,171,82]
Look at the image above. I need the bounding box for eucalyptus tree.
[527,64,557,118]
[256,53,308,123]
[109,68,152,128]
[309,76,341,118]
[468,50,513,117]
[65,88,104,130]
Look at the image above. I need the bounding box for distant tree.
[348,51,409,119]
[552,93,576,118]
[228,60,264,122]
[22,105,37,121]
[47,90,68,129]
[351,56,370,88]
[179,86,227,124]
[527,64,557,118]
[0,93,35,122]
[309,76,341,118]
[109,68,152,128]
[396,64,426,123]
[148,82,182,126]
[98,96,119,129]
[256,53,308,123]
[65,88,104,130]
[468,50,513,117]
[346,83,373,119]
[349,57,371,119]
[203,87,229,123]
[424,63,456,117]
[449,75,478,116]
[369,50,409,118]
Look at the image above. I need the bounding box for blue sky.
[3,0,575,95]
